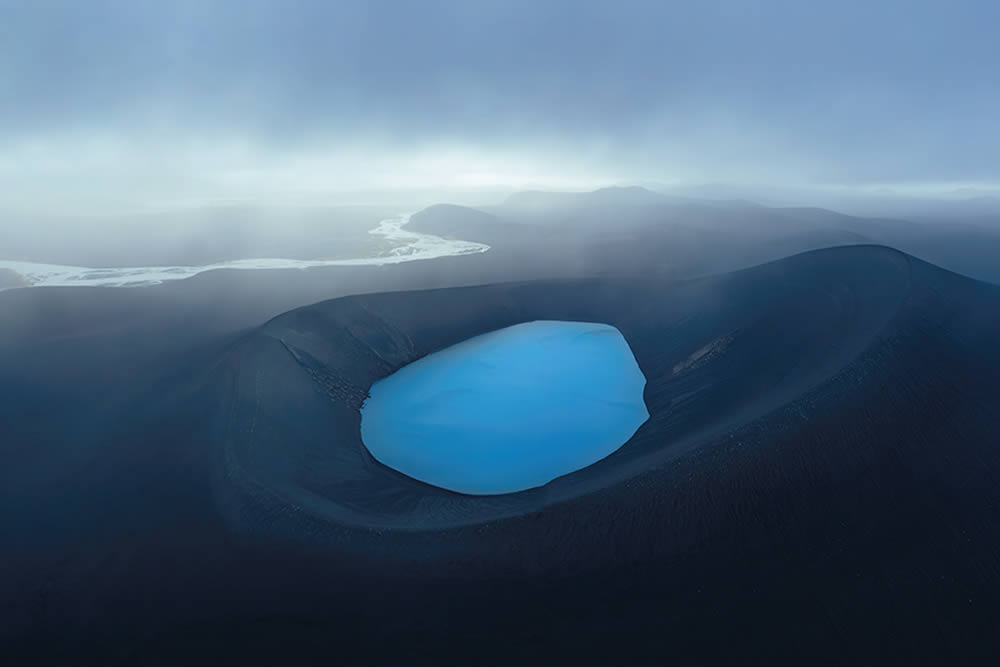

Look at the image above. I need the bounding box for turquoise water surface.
[360,320,649,495]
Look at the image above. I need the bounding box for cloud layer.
[2,0,998,209]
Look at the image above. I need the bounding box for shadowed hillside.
[4,246,1000,664]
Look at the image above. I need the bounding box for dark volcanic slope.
[7,245,1000,664]
[214,245,999,542]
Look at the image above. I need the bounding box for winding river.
[0,213,490,289]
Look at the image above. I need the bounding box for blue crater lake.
[360,320,649,495]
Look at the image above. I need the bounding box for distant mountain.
[890,195,1000,220]
[406,204,513,243]
[492,186,1000,284]
[772,206,920,236]
[502,185,670,210]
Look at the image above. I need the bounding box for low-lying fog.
[3,185,1000,289]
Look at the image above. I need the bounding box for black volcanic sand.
[4,245,1000,664]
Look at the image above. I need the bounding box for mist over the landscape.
[6,3,1000,665]
[4,0,1000,282]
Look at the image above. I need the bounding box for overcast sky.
[2,0,998,211]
